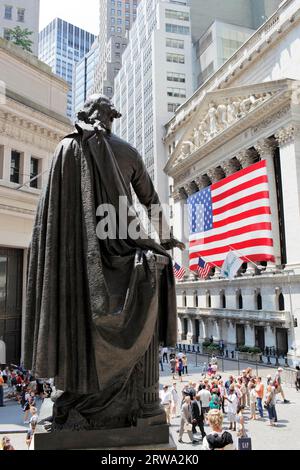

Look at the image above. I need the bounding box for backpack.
[207,431,233,450]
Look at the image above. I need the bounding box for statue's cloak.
[24,124,177,397]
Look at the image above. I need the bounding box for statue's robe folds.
[24,123,177,428]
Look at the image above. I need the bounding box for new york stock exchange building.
[164,0,300,367]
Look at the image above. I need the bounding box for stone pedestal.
[32,413,174,450]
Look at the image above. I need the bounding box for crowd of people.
[160,353,291,450]
[0,365,52,450]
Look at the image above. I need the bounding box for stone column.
[0,145,11,182]
[187,317,194,343]
[173,187,189,270]
[178,316,183,342]
[275,126,300,266]
[207,167,225,183]
[200,320,207,340]
[245,322,255,347]
[214,320,221,342]
[255,138,281,267]
[22,151,31,187]
[236,149,258,169]
[221,158,241,176]
[265,323,276,348]
[227,320,236,345]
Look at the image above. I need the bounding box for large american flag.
[188,160,275,270]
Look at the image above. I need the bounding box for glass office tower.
[39,18,95,118]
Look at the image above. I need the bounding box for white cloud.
[39,0,99,35]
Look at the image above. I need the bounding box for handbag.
[184,422,193,432]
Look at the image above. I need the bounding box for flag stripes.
[188,160,275,270]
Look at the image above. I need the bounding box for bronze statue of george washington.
[24,94,184,432]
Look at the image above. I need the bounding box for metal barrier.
[175,343,297,388]
[282,368,297,388]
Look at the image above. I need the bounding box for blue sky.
[39,0,99,34]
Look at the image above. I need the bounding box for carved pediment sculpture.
[166,79,299,177]
[170,89,277,169]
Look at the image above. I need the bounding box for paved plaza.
[160,355,300,451]
[0,355,299,450]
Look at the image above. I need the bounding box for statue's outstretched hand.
[161,237,186,252]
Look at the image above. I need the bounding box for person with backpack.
[202,409,235,451]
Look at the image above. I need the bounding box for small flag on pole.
[221,251,243,280]
[173,262,186,280]
[197,257,211,279]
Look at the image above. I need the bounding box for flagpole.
[228,245,264,271]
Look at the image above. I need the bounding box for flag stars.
[189,187,213,234]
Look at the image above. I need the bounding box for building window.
[166,23,190,35]
[166,52,185,64]
[30,157,40,189]
[183,291,187,308]
[236,324,245,347]
[115,42,120,48]
[17,8,25,22]
[167,72,185,83]
[111,26,115,33]
[167,87,186,98]
[165,9,189,21]
[206,291,211,308]
[237,290,243,310]
[194,291,198,308]
[278,292,285,311]
[117,27,122,33]
[3,28,11,40]
[4,5,12,20]
[256,292,262,311]
[199,61,215,85]
[220,291,226,309]
[197,31,213,56]
[166,37,184,49]
[10,151,21,184]
[168,103,181,113]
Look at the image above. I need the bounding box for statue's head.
[77,94,122,131]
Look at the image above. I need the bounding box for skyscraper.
[0,0,40,55]
[39,18,95,118]
[189,0,282,88]
[93,0,140,98]
[113,0,193,209]
[73,39,99,120]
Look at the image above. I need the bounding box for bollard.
[285,357,289,367]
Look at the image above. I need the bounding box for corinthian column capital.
[236,149,258,169]
[275,125,298,145]
[255,137,277,157]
